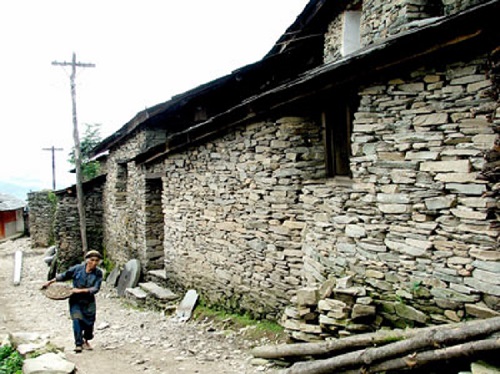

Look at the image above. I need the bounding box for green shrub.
[0,345,23,374]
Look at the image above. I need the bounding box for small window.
[341,10,362,57]
[322,95,358,177]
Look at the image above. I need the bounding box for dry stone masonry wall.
[54,182,104,270]
[28,191,57,248]
[324,0,492,63]
[283,53,499,341]
[161,118,325,319]
[103,131,146,269]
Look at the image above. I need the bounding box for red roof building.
[0,193,26,241]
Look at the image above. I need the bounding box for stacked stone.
[300,54,499,331]
[144,178,164,271]
[27,191,56,248]
[162,118,324,319]
[441,0,488,15]
[54,181,104,271]
[281,277,378,342]
[102,130,144,269]
[359,0,439,45]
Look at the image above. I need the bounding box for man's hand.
[41,279,55,290]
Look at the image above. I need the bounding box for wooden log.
[364,337,500,373]
[252,329,415,359]
[252,317,499,360]
[285,317,500,374]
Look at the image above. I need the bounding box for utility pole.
[52,52,95,255]
[42,146,63,190]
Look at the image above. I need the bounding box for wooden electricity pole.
[42,146,63,190]
[52,53,95,254]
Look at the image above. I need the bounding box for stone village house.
[31,0,499,339]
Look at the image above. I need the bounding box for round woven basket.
[42,283,73,300]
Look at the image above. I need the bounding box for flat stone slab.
[148,269,167,280]
[117,259,141,297]
[176,289,198,322]
[106,267,121,287]
[23,352,75,374]
[125,287,148,300]
[138,282,178,300]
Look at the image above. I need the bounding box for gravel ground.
[0,237,282,374]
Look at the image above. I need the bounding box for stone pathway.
[0,238,280,374]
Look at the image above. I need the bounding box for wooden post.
[52,53,95,255]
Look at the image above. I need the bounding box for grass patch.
[0,345,23,374]
[192,305,287,345]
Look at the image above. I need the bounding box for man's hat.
[85,250,103,259]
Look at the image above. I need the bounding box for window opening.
[341,10,362,57]
[323,95,358,177]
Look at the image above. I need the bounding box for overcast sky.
[0,0,309,196]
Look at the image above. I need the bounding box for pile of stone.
[281,276,379,342]
[1,331,75,374]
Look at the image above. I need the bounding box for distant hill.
[0,181,39,202]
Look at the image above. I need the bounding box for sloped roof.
[91,0,499,161]
[90,1,322,157]
[0,193,26,211]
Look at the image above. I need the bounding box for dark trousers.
[69,297,96,346]
[73,318,94,346]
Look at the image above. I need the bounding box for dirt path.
[0,238,280,374]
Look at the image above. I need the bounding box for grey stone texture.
[54,182,104,270]
[40,0,499,338]
[28,191,56,248]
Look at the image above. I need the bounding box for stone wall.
[98,0,498,329]
[54,180,105,270]
[27,190,56,248]
[283,53,499,340]
[100,52,498,327]
[323,14,345,63]
[161,118,324,318]
[102,129,169,273]
[144,178,164,270]
[324,0,491,63]
[442,0,489,15]
[360,0,442,45]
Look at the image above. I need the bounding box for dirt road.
[0,238,280,374]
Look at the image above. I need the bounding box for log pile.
[251,316,500,373]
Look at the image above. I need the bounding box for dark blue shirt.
[56,263,103,295]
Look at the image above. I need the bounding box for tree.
[68,123,102,181]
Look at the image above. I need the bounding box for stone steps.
[138,282,178,301]
[125,279,178,310]
[146,269,167,286]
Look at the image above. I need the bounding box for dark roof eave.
[54,174,107,197]
[137,0,499,165]
[90,73,238,156]
[90,3,331,158]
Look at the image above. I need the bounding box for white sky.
[0,0,309,193]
